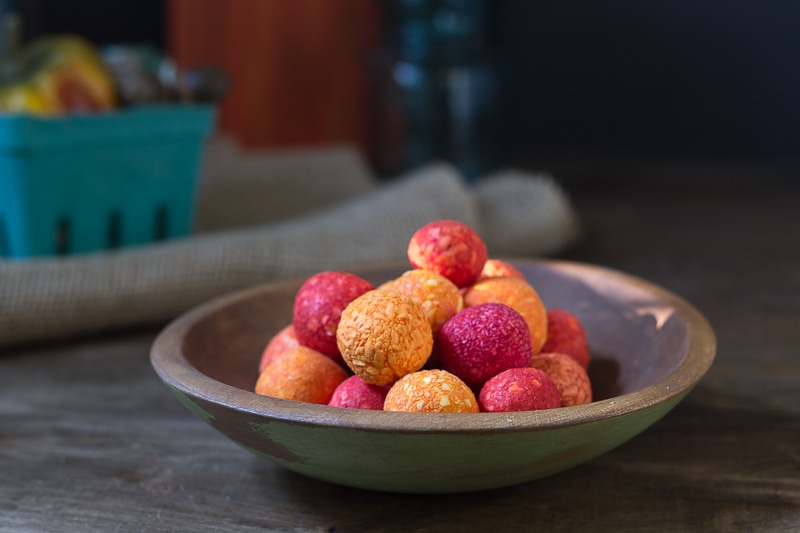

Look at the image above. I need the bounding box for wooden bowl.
[150,259,716,493]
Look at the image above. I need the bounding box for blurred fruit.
[102,44,229,106]
[0,79,49,114]
[102,44,167,105]
[1,11,227,115]
[1,34,116,115]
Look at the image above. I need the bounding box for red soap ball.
[328,375,390,410]
[478,258,526,281]
[478,367,561,412]
[438,303,532,389]
[541,309,591,370]
[292,271,374,363]
[259,324,299,372]
[255,346,348,404]
[530,352,593,407]
[407,219,488,288]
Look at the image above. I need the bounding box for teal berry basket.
[0,104,216,259]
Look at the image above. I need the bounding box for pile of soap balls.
[255,219,593,413]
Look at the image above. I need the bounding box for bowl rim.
[150,258,717,434]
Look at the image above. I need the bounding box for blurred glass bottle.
[369,0,506,182]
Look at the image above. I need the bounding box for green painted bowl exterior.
[151,259,716,493]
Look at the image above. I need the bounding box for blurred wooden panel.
[166,0,381,150]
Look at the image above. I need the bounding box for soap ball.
[541,309,592,370]
[328,375,390,410]
[255,346,348,404]
[336,289,433,386]
[438,303,532,389]
[384,369,479,413]
[407,219,488,288]
[478,367,561,412]
[530,352,592,407]
[292,271,374,363]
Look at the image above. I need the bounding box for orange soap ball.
[292,271,374,363]
[530,352,593,407]
[378,269,463,335]
[336,289,433,386]
[540,309,591,370]
[259,324,299,372]
[478,367,561,412]
[407,219,488,288]
[328,375,390,410]
[438,303,532,389]
[255,346,348,404]
[478,258,526,281]
[384,369,479,413]
[462,276,548,355]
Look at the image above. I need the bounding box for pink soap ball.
[407,219,488,288]
[328,375,390,410]
[292,271,374,363]
[530,352,593,407]
[478,367,561,412]
[541,309,592,370]
[478,258,526,281]
[438,302,532,389]
[259,324,299,372]
[462,276,548,355]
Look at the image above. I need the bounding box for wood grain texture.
[1,163,798,531]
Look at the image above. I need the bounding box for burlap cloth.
[0,138,582,349]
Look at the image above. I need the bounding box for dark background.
[8,0,800,166]
[499,1,800,163]
[12,0,165,49]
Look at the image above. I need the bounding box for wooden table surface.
[2,161,799,532]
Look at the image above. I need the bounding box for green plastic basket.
[0,104,216,259]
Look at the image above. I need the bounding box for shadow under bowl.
[150,259,716,493]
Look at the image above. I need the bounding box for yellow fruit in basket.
[0,82,52,114]
[0,35,116,115]
[32,37,117,112]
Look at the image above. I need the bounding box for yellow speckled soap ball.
[379,269,463,335]
[384,369,479,413]
[336,289,433,386]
